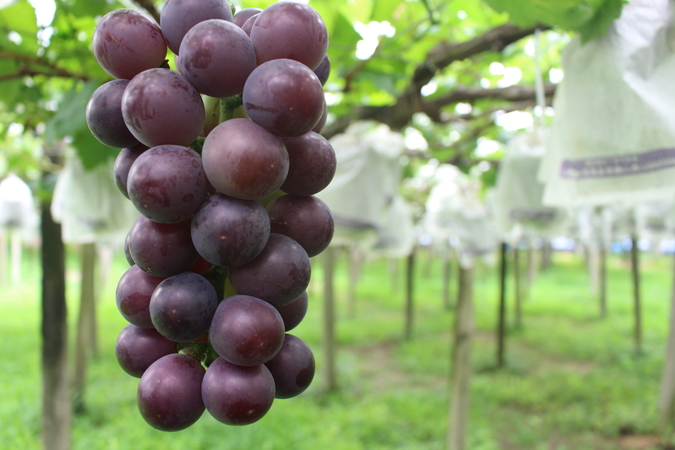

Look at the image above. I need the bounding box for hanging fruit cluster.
[86,0,335,431]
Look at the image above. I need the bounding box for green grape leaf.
[576,0,626,42]
[70,125,119,170]
[44,80,98,141]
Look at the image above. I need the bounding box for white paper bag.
[540,0,675,207]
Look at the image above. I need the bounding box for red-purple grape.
[274,291,308,332]
[128,215,200,278]
[243,59,325,138]
[115,265,165,328]
[113,144,149,199]
[233,7,261,27]
[115,324,177,377]
[267,194,334,257]
[202,357,275,425]
[228,233,311,307]
[209,295,285,366]
[264,333,315,399]
[86,80,139,148]
[313,55,331,86]
[150,272,219,342]
[127,145,208,224]
[280,131,336,196]
[137,353,205,431]
[160,0,234,54]
[179,19,257,98]
[122,68,205,147]
[191,193,270,267]
[92,9,167,80]
[201,118,289,200]
[250,2,328,70]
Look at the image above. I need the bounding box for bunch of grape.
[86,0,336,431]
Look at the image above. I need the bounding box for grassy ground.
[1,245,674,449]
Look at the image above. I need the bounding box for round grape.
[280,131,336,196]
[191,193,270,267]
[160,0,234,54]
[264,334,315,399]
[137,353,205,431]
[243,59,325,138]
[116,265,165,328]
[229,233,311,307]
[179,19,256,98]
[202,357,275,426]
[122,68,205,147]
[150,272,219,342]
[250,2,328,69]
[209,295,285,366]
[127,145,208,224]
[115,324,177,377]
[86,80,139,148]
[92,9,167,80]
[202,118,289,200]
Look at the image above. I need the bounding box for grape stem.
[219,94,243,123]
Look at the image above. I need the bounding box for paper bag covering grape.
[540,0,675,207]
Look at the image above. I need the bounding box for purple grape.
[229,233,311,307]
[202,357,275,426]
[149,272,218,342]
[313,55,331,86]
[267,195,334,257]
[209,295,285,366]
[113,144,149,199]
[264,334,315,399]
[92,9,167,80]
[178,19,257,98]
[250,2,328,70]
[115,324,177,377]
[240,14,258,37]
[233,7,261,27]
[124,230,135,266]
[191,193,270,267]
[121,68,205,147]
[86,80,139,148]
[137,353,205,431]
[127,145,208,224]
[243,59,325,138]
[280,131,336,196]
[160,0,234,54]
[115,265,165,328]
[201,118,289,200]
[312,100,328,133]
[128,215,200,278]
[274,291,308,332]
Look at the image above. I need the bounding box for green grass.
[2,246,674,449]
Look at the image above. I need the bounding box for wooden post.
[41,196,71,450]
[447,263,474,450]
[322,246,337,393]
[513,245,522,329]
[73,242,97,413]
[630,233,642,355]
[347,246,360,318]
[442,246,452,310]
[658,254,675,430]
[599,241,608,319]
[404,248,415,340]
[496,242,508,368]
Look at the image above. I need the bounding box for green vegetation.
[1,246,673,449]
